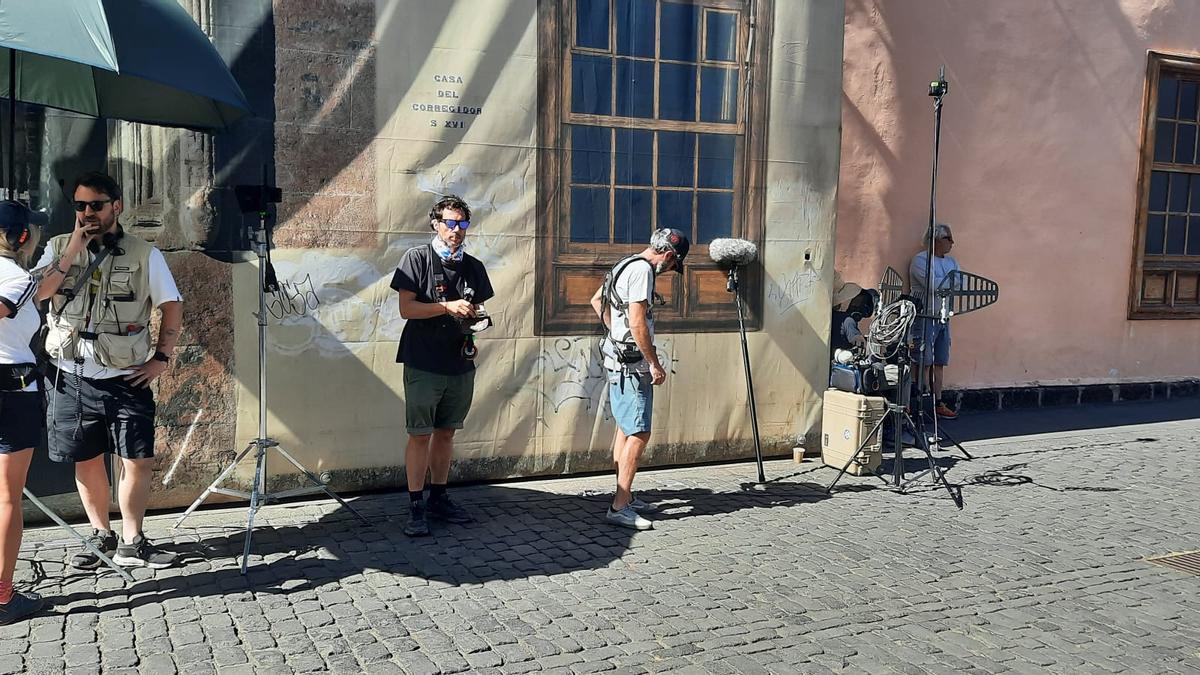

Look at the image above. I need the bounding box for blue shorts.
[0,391,43,454]
[607,369,653,435]
[914,320,951,366]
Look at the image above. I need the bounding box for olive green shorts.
[403,366,476,436]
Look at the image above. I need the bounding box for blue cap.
[0,200,48,228]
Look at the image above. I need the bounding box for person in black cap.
[589,227,689,530]
[0,200,67,624]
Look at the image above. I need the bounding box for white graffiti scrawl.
[537,336,677,414]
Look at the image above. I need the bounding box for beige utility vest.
[44,231,155,369]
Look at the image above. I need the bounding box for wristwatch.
[151,350,171,364]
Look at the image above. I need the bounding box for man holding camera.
[391,195,494,537]
[590,228,689,531]
[33,171,183,569]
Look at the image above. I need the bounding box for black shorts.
[0,391,43,454]
[46,368,156,463]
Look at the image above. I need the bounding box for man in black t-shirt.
[390,195,494,537]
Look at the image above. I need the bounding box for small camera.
[928,78,948,97]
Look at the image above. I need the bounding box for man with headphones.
[390,195,494,537]
[589,228,689,530]
[33,172,183,570]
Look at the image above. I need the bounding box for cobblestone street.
[5,400,1200,674]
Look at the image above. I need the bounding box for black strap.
[59,246,114,301]
[605,255,655,311]
[427,244,480,303]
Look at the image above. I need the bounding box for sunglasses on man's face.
[73,199,112,213]
[439,218,471,230]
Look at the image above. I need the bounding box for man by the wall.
[391,195,494,537]
[590,228,689,530]
[34,172,183,569]
[909,222,960,418]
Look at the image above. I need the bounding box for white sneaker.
[628,494,657,513]
[605,505,653,530]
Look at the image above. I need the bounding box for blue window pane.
[705,11,737,62]
[1181,81,1198,121]
[1155,121,1176,163]
[1159,76,1179,118]
[1189,172,1200,215]
[696,192,733,244]
[616,0,655,57]
[660,2,699,62]
[656,190,693,232]
[571,125,611,185]
[1189,217,1200,255]
[616,58,655,118]
[659,62,697,121]
[1179,123,1198,164]
[614,189,653,243]
[1169,172,1190,212]
[615,128,654,186]
[657,131,696,187]
[700,66,739,123]
[572,54,612,115]
[571,187,610,242]
[1150,171,1168,211]
[1167,214,1187,254]
[1146,214,1165,254]
[698,134,736,189]
[576,0,609,50]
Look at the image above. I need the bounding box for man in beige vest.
[34,172,183,569]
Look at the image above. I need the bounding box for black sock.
[429,484,447,502]
[409,490,424,505]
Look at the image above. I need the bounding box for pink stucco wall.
[837,0,1200,388]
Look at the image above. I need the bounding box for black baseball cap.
[653,228,690,273]
[0,200,47,228]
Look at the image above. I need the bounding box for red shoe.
[935,403,958,419]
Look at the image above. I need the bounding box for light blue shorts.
[607,369,653,435]
[914,319,951,366]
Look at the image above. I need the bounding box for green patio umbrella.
[0,0,252,192]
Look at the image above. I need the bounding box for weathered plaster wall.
[218,0,845,494]
[838,0,1200,388]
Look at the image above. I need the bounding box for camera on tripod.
[234,183,283,214]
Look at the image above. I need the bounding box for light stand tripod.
[824,311,963,508]
[173,197,368,575]
[726,265,765,483]
[21,489,133,582]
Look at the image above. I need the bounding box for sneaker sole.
[70,558,107,571]
[112,555,174,570]
[605,516,654,531]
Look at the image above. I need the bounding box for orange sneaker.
[935,403,958,419]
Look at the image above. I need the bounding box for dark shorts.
[46,368,156,463]
[0,391,43,454]
[403,366,475,435]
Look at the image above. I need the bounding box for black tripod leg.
[900,412,963,509]
[825,410,890,493]
[930,421,972,460]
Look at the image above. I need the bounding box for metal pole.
[8,50,15,199]
[732,268,765,483]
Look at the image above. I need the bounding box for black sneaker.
[427,494,472,524]
[70,529,118,570]
[0,591,44,625]
[404,500,430,537]
[113,535,178,569]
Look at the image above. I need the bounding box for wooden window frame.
[1130,51,1200,319]
[536,0,772,335]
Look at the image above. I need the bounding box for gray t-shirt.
[601,256,655,373]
